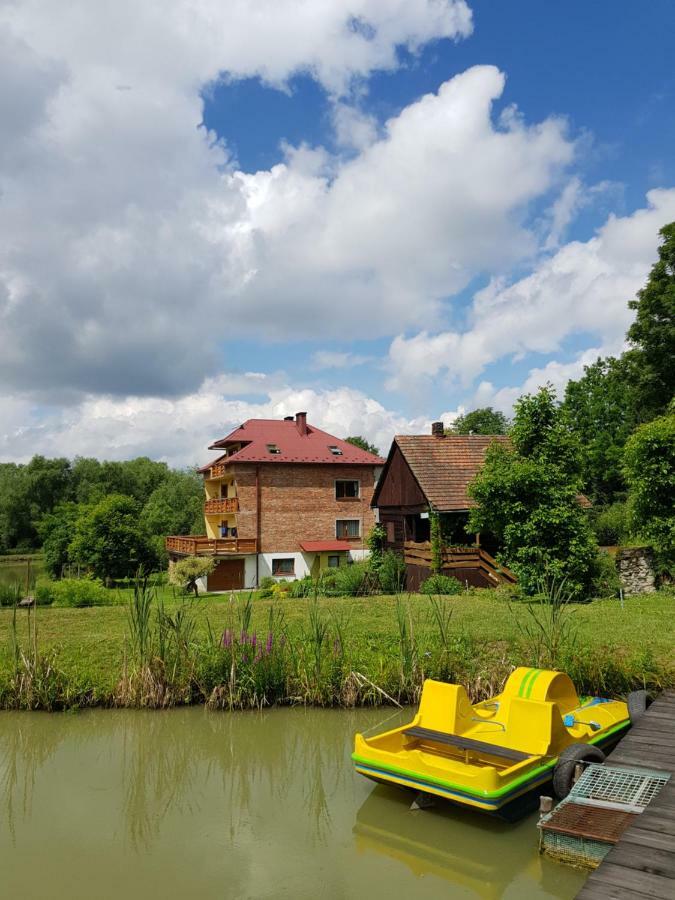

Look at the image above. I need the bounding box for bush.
[330,561,371,596]
[34,578,56,605]
[592,502,629,546]
[0,582,22,607]
[257,575,275,599]
[590,550,621,598]
[288,576,315,598]
[379,550,406,594]
[50,577,113,608]
[420,574,462,595]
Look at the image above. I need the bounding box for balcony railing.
[209,463,228,478]
[204,497,239,515]
[166,536,257,555]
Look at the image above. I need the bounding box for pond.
[0,708,587,899]
[0,555,45,591]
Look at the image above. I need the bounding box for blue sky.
[201,0,675,418]
[1,1,674,463]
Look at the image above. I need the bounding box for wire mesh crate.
[538,764,670,869]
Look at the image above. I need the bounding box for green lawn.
[1,587,672,706]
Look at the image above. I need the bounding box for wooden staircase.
[403,541,516,589]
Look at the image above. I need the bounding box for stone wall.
[616,546,657,595]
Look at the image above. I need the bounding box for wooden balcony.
[166,536,257,556]
[204,497,239,515]
[209,463,228,478]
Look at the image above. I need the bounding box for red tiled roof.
[204,418,385,467]
[391,434,510,511]
[299,541,350,552]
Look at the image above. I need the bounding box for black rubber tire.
[553,743,605,799]
[627,690,648,724]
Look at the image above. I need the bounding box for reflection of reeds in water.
[121,712,203,851]
[0,717,64,841]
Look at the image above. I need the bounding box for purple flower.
[265,632,274,654]
[240,629,248,644]
[221,629,233,648]
[250,632,257,650]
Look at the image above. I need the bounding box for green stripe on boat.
[524,669,544,699]
[518,668,539,698]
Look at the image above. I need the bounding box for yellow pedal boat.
[353,668,632,815]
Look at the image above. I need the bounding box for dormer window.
[267,443,281,455]
[329,446,343,456]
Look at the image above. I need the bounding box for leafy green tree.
[468,386,597,596]
[141,471,204,560]
[563,356,637,501]
[625,222,675,421]
[169,556,216,597]
[623,411,675,568]
[345,436,381,456]
[450,407,509,435]
[69,494,157,582]
[38,502,82,577]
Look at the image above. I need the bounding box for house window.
[327,555,341,568]
[336,480,359,500]
[272,557,295,576]
[336,519,360,539]
[267,443,281,455]
[328,445,343,456]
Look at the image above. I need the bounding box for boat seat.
[403,726,532,762]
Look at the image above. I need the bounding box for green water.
[0,556,45,590]
[0,708,586,899]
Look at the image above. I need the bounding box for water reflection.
[0,708,587,899]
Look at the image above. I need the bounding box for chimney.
[296,411,308,436]
[431,421,444,437]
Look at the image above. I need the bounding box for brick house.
[166,413,384,591]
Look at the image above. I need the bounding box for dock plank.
[576,691,675,899]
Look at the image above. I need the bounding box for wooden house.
[372,422,516,589]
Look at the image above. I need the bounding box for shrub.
[169,556,216,596]
[590,550,621,598]
[331,561,371,596]
[592,502,629,546]
[379,550,406,594]
[288,576,315,598]
[34,578,56,605]
[50,577,112,607]
[0,582,22,607]
[257,576,275,599]
[420,574,462,595]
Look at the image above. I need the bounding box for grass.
[0,584,672,710]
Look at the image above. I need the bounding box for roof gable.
[381,434,510,511]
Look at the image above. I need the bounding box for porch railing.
[204,497,239,515]
[403,541,516,585]
[166,535,256,555]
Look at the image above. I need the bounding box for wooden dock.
[576,690,675,900]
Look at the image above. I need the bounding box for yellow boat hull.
[353,668,630,814]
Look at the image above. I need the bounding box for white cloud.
[386,188,675,392]
[0,0,575,401]
[311,350,371,369]
[0,375,436,467]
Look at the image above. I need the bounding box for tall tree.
[450,407,509,435]
[563,356,637,502]
[625,221,675,420]
[69,494,157,582]
[623,410,675,568]
[345,436,381,456]
[468,386,597,596]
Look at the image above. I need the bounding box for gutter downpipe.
[255,465,261,588]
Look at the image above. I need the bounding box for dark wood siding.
[375,444,427,509]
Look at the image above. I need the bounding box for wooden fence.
[403,541,516,590]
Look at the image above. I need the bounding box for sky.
[1,1,674,466]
